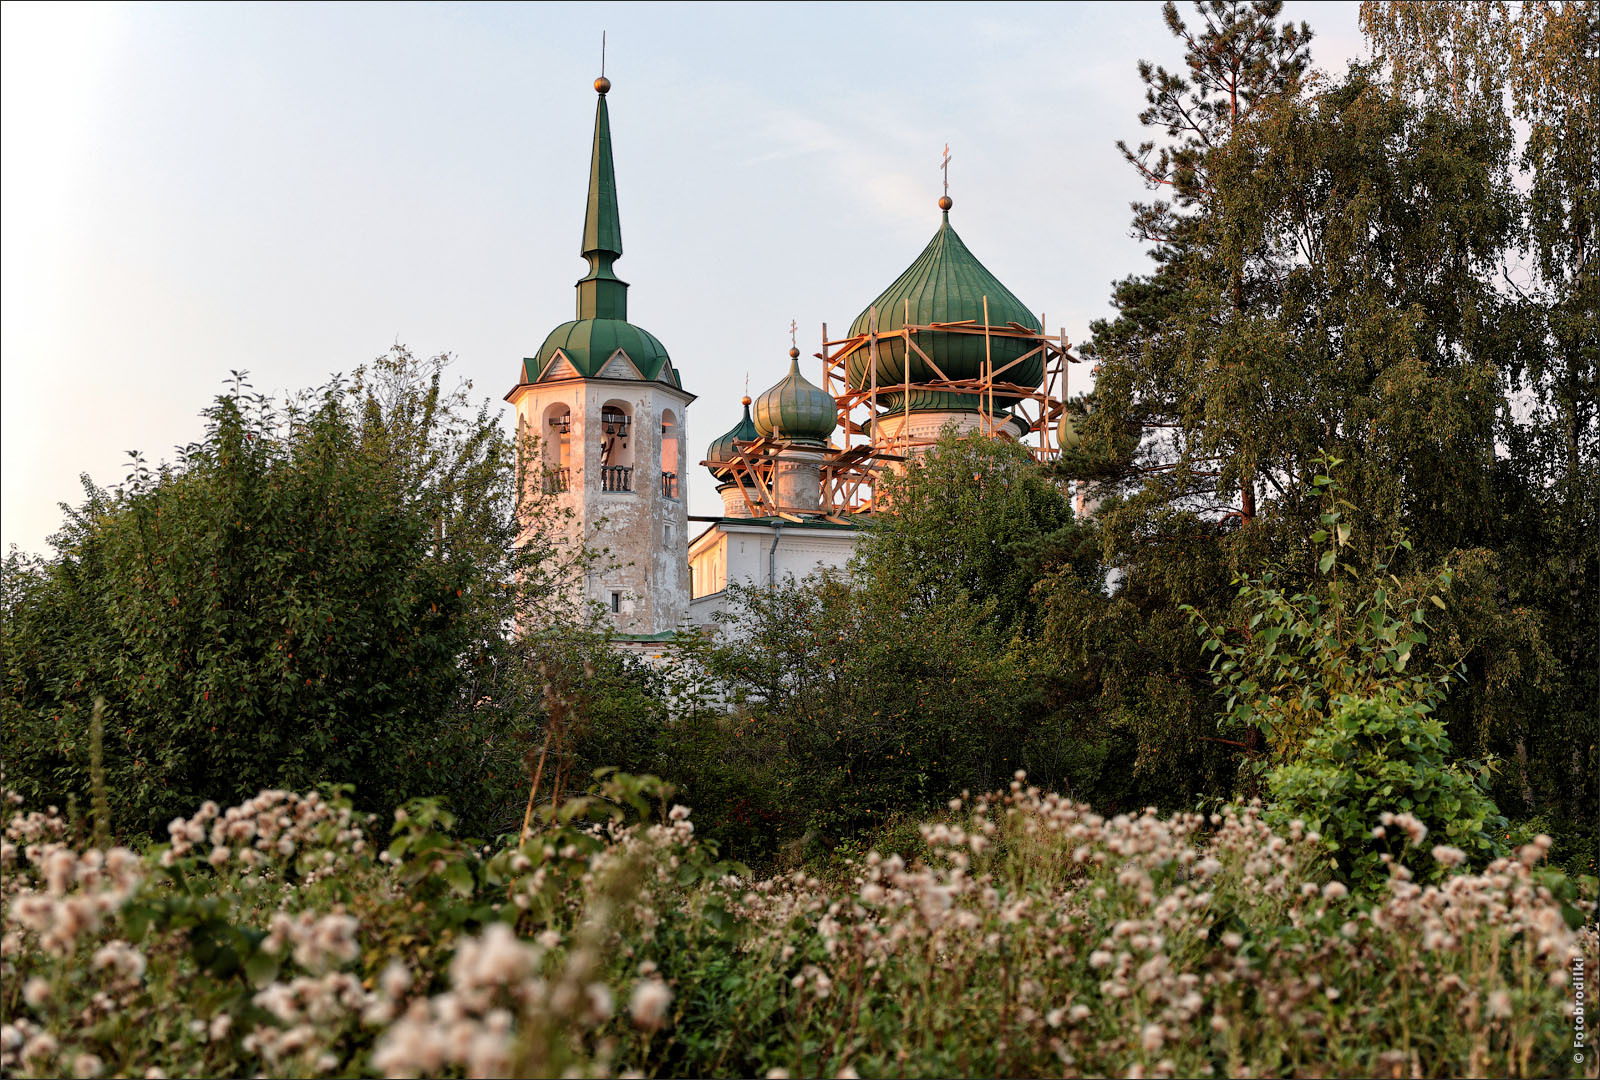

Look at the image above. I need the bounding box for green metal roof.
[524,81,678,388]
[846,210,1042,410]
[528,319,676,384]
[752,350,836,444]
[705,397,760,480]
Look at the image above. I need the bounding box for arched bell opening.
[598,399,635,491]
[660,408,681,499]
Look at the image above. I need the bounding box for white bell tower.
[506,74,692,637]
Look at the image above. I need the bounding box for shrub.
[1268,694,1508,892]
[1189,459,1463,764]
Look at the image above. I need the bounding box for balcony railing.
[542,466,570,494]
[661,471,679,499]
[600,465,633,492]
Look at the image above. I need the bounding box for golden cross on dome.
[789,319,798,349]
[941,143,951,197]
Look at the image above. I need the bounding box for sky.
[0,1,1368,555]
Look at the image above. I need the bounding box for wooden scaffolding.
[705,299,1080,518]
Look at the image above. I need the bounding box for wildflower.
[380,961,412,1001]
[1321,881,1348,900]
[22,977,50,1008]
[73,1052,104,1078]
[1140,1023,1165,1053]
[21,1032,57,1065]
[1486,990,1513,1019]
[629,978,673,1029]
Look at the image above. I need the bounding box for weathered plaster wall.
[513,374,692,635]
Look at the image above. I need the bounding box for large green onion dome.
[705,396,759,482]
[753,348,836,445]
[846,203,1041,413]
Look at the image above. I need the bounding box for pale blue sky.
[1,1,1366,553]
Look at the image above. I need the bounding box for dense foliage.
[1060,0,1595,842]
[1268,696,1507,893]
[0,351,589,838]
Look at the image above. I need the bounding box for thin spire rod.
[601,31,606,77]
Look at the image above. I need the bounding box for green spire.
[576,80,627,321]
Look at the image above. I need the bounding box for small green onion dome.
[752,348,836,445]
[705,396,760,482]
[1057,408,1082,450]
[846,205,1042,412]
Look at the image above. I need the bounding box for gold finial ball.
[594,76,611,94]
[741,395,752,406]
[938,194,953,212]
[789,346,801,359]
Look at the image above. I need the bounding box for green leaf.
[443,861,475,896]
[1318,551,1336,574]
[244,950,281,987]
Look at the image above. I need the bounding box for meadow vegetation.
[2,767,1592,1079]
[1,1,1595,1076]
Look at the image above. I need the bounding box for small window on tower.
[610,591,621,614]
[664,523,673,544]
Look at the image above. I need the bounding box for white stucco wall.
[686,519,858,631]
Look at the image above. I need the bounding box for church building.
[507,75,1083,641]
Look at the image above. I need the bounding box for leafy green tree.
[1069,0,1575,806]
[1360,0,1598,822]
[695,574,1064,846]
[852,432,1081,634]
[0,349,585,836]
